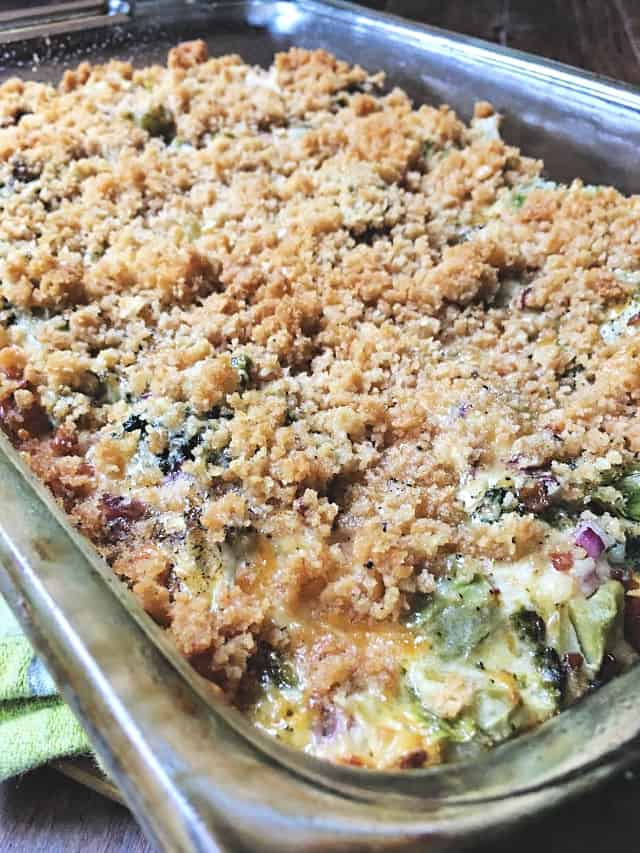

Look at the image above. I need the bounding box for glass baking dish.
[1,1,640,849]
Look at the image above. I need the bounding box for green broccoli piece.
[511,608,546,646]
[421,140,434,159]
[617,471,640,521]
[207,446,232,469]
[404,682,476,743]
[231,352,253,389]
[139,105,176,143]
[409,576,499,659]
[251,643,297,689]
[534,647,566,702]
[589,467,640,521]
[511,608,565,703]
[568,580,624,669]
[472,486,517,523]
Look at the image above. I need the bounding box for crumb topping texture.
[1,43,640,769]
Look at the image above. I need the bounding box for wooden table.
[3,2,640,850]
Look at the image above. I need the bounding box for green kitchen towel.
[0,594,90,780]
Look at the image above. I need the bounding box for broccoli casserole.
[1,41,640,770]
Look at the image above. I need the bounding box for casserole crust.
[1,41,639,768]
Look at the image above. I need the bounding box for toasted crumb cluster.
[1,43,640,769]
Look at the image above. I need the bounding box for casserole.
[2,1,640,849]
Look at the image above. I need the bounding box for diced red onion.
[575,524,605,559]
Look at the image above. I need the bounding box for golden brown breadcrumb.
[1,42,639,769]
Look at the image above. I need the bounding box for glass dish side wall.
[0,2,640,850]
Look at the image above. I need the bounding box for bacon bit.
[0,391,52,443]
[101,493,146,522]
[343,755,365,767]
[100,493,146,542]
[628,311,640,326]
[624,596,640,652]
[518,479,552,513]
[551,551,574,572]
[398,749,428,769]
[20,401,52,438]
[562,652,583,671]
[46,475,70,509]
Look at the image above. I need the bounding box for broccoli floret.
[0,298,17,326]
[84,372,122,403]
[402,592,433,626]
[251,642,297,689]
[511,609,546,646]
[511,608,566,703]
[139,105,176,143]
[625,536,640,568]
[540,504,576,529]
[231,352,253,389]
[11,157,41,183]
[558,359,585,389]
[535,647,566,701]
[207,446,232,469]
[122,414,148,435]
[617,471,640,521]
[472,486,517,523]
[569,580,625,669]
[408,576,499,659]
[589,468,640,521]
[203,405,234,421]
[421,140,434,159]
[158,429,202,475]
[404,682,476,744]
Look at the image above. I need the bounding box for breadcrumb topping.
[1,42,639,769]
